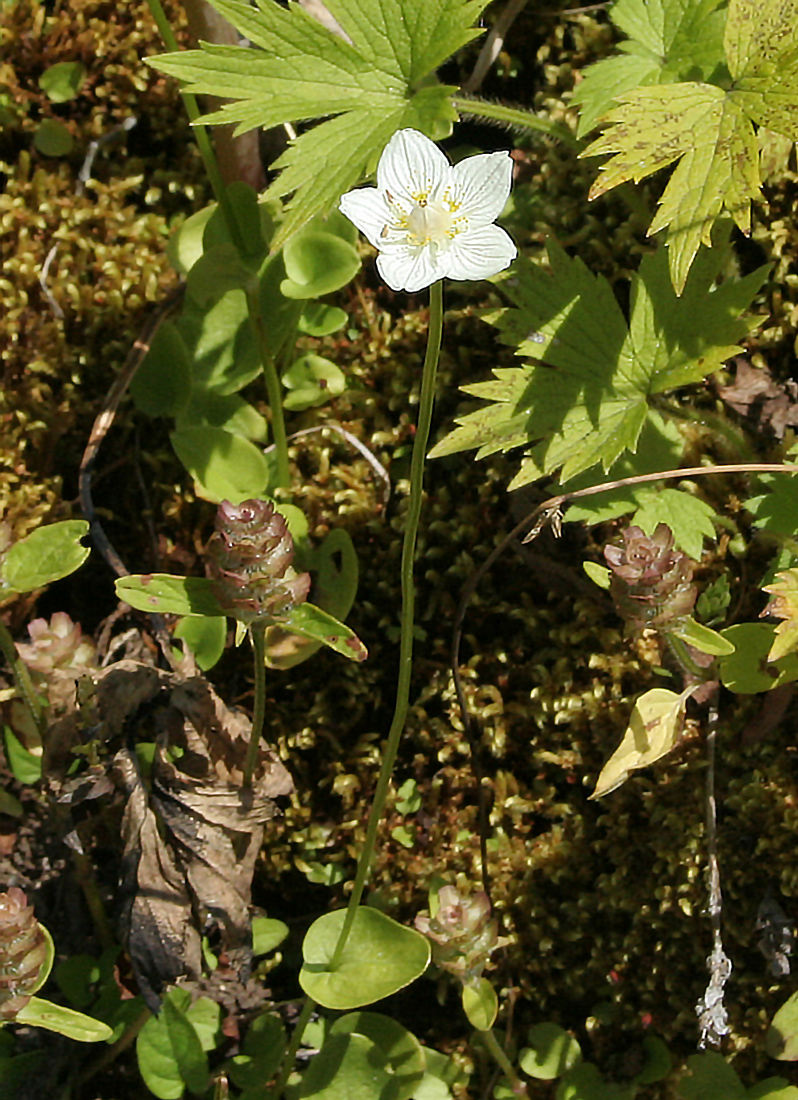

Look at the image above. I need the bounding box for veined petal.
[377,129,450,207]
[445,224,517,282]
[449,152,514,228]
[338,187,390,250]
[377,244,444,293]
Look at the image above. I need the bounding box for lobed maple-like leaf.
[430,240,766,486]
[148,0,487,246]
[580,0,798,292]
[762,569,798,662]
[573,0,728,138]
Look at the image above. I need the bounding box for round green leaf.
[520,1022,582,1080]
[330,1012,426,1100]
[170,426,270,503]
[2,520,90,594]
[33,118,73,156]
[283,354,346,411]
[251,917,289,955]
[131,321,192,418]
[299,907,430,1010]
[281,231,361,299]
[38,61,86,103]
[768,991,798,1061]
[179,290,263,395]
[462,978,497,1031]
[176,392,268,442]
[719,624,798,694]
[167,204,216,275]
[229,1011,287,1090]
[677,1051,746,1100]
[633,1036,672,1085]
[173,616,227,671]
[291,1033,392,1100]
[137,990,208,1099]
[298,303,348,336]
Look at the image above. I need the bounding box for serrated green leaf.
[581,0,798,290]
[573,0,728,137]
[584,83,760,292]
[147,0,487,244]
[631,487,716,559]
[431,242,764,485]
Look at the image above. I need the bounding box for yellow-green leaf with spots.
[762,569,798,662]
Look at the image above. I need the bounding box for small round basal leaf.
[633,1036,672,1085]
[677,1051,746,1100]
[290,1033,392,1100]
[173,616,226,671]
[331,1012,425,1100]
[298,303,348,337]
[281,231,361,299]
[251,917,289,955]
[38,61,87,102]
[33,118,73,156]
[131,321,192,418]
[299,907,430,1010]
[768,991,798,1061]
[520,1022,582,1080]
[2,520,90,594]
[170,426,270,503]
[719,624,798,694]
[283,355,346,411]
[167,204,216,275]
[462,978,497,1032]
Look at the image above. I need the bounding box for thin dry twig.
[78,285,185,663]
[463,0,530,94]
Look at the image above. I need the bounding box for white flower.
[338,129,517,293]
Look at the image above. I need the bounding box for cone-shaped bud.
[0,888,48,1020]
[604,524,697,634]
[207,499,311,624]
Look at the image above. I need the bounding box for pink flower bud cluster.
[207,499,311,624]
[415,885,507,982]
[15,612,96,677]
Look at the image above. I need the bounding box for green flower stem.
[329,280,444,968]
[270,996,316,1100]
[144,0,245,255]
[243,620,268,788]
[245,284,291,489]
[0,619,44,734]
[452,95,580,151]
[480,1027,528,1097]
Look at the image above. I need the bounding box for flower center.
[405,198,456,247]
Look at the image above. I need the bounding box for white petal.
[377,129,451,206]
[339,187,390,249]
[449,151,514,228]
[377,244,444,293]
[445,224,517,282]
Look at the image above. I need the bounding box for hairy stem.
[481,1026,528,1097]
[328,280,444,968]
[243,620,268,788]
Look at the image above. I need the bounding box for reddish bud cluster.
[207,499,311,624]
[604,523,697,634]
[0,889,48,1020]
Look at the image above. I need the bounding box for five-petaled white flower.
[338,129,517,293]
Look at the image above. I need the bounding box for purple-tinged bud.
[0,889,49,1020]
[605,524,697,634]
[207,499,311,624]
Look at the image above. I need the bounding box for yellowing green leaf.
[590,687,688,798]
[763,569,798,661]
[148,0,487,244]
[585,84,759,292]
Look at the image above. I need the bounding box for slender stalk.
[270,996,316,1099]
[245,284,291,489]
[452,94,580,150]
[0,619,44,734]
[243,621,268,788]
[144,0,245,252]
[329,280,444,968]
[480,1027,528,1097]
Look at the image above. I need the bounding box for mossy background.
[3,0,798,1096]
